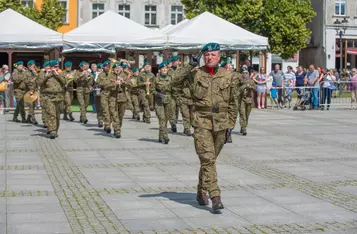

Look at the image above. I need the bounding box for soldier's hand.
[144,81,151,86]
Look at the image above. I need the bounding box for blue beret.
[64,61,72,67]
[49,60,59,67]
[112,62,121,69]
[121,64,128,69]
[97,63,103,68]
[158,62,167,69]
[16,61,24,66]
[202,43,220,52]
[132,68,138,72]
[27,60,35,66]
[43,61,50,67]
[220,61,227,68]
[171,56,179,62]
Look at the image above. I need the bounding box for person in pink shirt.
[350,68,357,110]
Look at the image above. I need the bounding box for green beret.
[158,62,167,69]
[64,61,72,67]
[121,64,128,69]
[43,61,50,67]
[103,60,110,66]
[27,60,35,66]
[171,56,179,62]
[220,61,227,68]
[112,62,121,69]
[79,61,87,67]
[241,67,249,72]
[97,63,103,68]
[49,60,59,67]
[202,43,220,52]
[132,68,138,72]
[166,60,172,64]
[142,62,149,68]
[16,61,24,66]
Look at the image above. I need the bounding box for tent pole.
[236,50,240,71]
[135,51,139,68]
[7,49,13,71]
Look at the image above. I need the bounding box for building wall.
[78,0,184,28]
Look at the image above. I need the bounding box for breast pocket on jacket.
[193,77,209,99]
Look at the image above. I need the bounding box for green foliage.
[0,0,66,31]
[181,0,316,59]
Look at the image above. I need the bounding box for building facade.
[300,0,357,70]
[78,0,185,28]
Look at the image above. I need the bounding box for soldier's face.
[173,60,179,67]
[65,66,71,71]
[204,51,220,68]
[160,67,168,75]
[134,71,139,76]
[18,65,23,70]
[98,68,103,72]
[45,66,50,71]
[91,64,97,72]
[114,67,121,74]
[144,65,151,72]
[242,71,249,78]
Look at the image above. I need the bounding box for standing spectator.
[283,66,296,108]
[321,69,336,111]
[306,64,320,110]
[284,79,294,108]
[243,59,254,74]
[2,65,11,109]
[252,67,267,109]
[269,64,284,108]
[295,66,306,94]
[335,69,344,97]
[350,68,357,110]
[0,69,6,113]
[270,82,279,108]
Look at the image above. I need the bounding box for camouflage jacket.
[75,70,94,93]
[60,69,77,91]
[172,65,241,131]
[151,74,173,105]
[101,73,130,103]
[138,71,155,89]
[97,71,110,97]
[238,75,257,104]
[12,69,27,91]
[37,70,66,101]
[24,70,38,92]
[129,75,141,95]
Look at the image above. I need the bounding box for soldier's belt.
[194,106,228,113]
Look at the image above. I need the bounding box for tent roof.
[159,24,174,34]
[166,12,268,50]
[64,10,167,47]
[0,9,63,48]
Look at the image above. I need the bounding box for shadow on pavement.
[82,123,99,128]
[30,133,49,138]
[34,128,47,133]
[138,138,160,143]
[87,128,105,133]
[94,132,114,138]
[139,192,215,213]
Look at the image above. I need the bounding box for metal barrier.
[319,81,357,108]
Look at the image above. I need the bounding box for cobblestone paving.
[1,108,357,233]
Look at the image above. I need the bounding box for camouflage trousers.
[95,95,103,124]
[131,94,140,118]
[77,91,90,121]
[126,91,133,111]
[178,97,193,131]
[138,91,151,121]
[27,100,36,117]
[40,93,48,126]
[109,97,127,133]
[101,94,110,129]
[170,96,180,125]
[194,127,226,198]
[238,101,252,129]
[147,93,154,111]
[64,91,73,114]
[13,89,26,120]
[46,99,62,134]
[155,102,172,140]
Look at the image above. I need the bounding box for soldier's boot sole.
[164,139,169,144]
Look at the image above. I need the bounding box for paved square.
[1,109,357,233]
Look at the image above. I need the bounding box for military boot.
[31,116,38,125]
[21,117,27,123]
[105,128,111,134]
[211,196,224,211]
[83,119,88,124]
[171,124,177,133]
[13,117,20,123]
[242,128,247,136]
[49,132,56,139]
[132,114,135,119]
[114,131,121,138]
[43,125,47,128]
[79,115,83,123]
[63,114,69,121]
[136,115,140,121]
[164,138,170,144]
[226,129,232,143]
[98,121,103,128]
[196,193,209,206]
[69,113,75,121]
[26,115,31,123]
[183,129,192,136]
[158,138,164,143]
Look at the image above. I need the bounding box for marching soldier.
[168,56,181,133]
[172,43,240,212]
[12,61,27,123]
[121,64,134,117]
[139,62,155,112]
[75,61,94,124]
[102,62,129,138]
[129,68,141,120]
[62,61,76,121]
[98,60,111,132]
[39,61,50,128]
[94,63,103,127]
[238,68,257,136]
[24,60,39,125]
[37,60,66,139]
[151,62,174,144]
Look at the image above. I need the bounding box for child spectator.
[284,79,294,108]
[270,82,279,108]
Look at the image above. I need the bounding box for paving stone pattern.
[1,109,357,233]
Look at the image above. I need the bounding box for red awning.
[347,49,357,55]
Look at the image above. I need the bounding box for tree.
[181,0,316,59]
[0,0,66,31]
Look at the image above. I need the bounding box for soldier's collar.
[160,74,168,79]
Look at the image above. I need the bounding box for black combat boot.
[98,121,103,128]
[171,124,177,133]
[211,196,224,211]
[83,119,88,124]
[158,138,164,143]
[21,117,27,123]
[183,129,192,136]
[114,132,121,138]
[132,114,135,119]
[13,117,20,123]
[225,129,232,143]
[164,138,170,144]
[49,132,56,139]
[69,113,75,121]
[242,128,247,136]
[105,128,111,134]
[26,115,31,123]
[31,116,38,125]
[63,114,69,121]
[196,193,209,206]
[136,115,140,121]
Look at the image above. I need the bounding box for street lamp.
[334,17,348,71]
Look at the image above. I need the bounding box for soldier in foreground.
[168,56,180,133]
[37,60,66,139]
[62,61,75,121]
[94,63,103,127]
[98,60,111,132]
[140,62,155,112]
[129,68,141,121]
[172,43,239,212]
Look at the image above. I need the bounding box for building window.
[92,3,105,19]
[335,0,346,16]
[59,0,68,23]
[144,5,157,26]
[118,4,130,19]
[21,0,33,7]
[171,5,183,25]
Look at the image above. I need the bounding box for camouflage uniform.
[12,69,27,122]
[129,74,141,120]
[93,72,103,126]
[139,71,155,111]
[137,72,153,122]
[37,71,66,138]
[98,71,110,130]
[101,73,129,137]
[75,71,94,122]
[24,70,39,124]
[173,65,239,199]
[121,71,133,113]
[151,74,173,142]
[38,70,49,126]
[168,68,180,128]
[61,69,76,120]
[238,75,257,133]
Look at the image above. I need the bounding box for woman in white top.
[321,69,336,111]
[252,67,268,109]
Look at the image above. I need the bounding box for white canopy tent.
[166,12,268,51]
[63,11,168,52]
[0,9,63,49]
[158,24,174,34]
